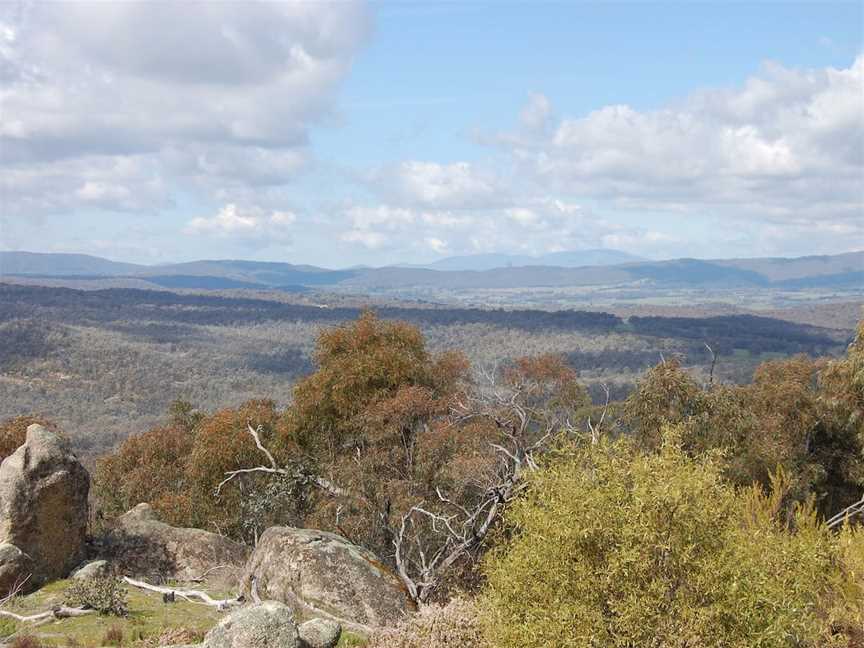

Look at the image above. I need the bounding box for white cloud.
[369,161,504,208]
[185,204,297,242]
[335,198,630,257]
[345,205,416,230]
[341,229,388,249]
[501,57,864,228]
[335,57,863,262]
[0,1,369,216]
[425,237,448,254]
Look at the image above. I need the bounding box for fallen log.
[0,605,95,624]
[122,576,244,610]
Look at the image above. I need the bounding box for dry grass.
[365,597,485,648]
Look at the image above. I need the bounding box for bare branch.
[187,564,231,584]
[215,465,289,496]
[587,383,610,444]
[704,343,718,388]
[392,376,550,603]
[0,573,30,607]
[246,421,278,469]
[826,495,864,529]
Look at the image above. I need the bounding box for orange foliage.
[94,423,194,526]
[185,399,289,535]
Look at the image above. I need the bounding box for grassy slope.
[2,580,366,647]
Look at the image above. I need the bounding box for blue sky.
[1,1,862,267]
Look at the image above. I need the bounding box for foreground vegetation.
[3,307,863,646]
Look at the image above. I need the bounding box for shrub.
[481,431,850,648]
[10,637,44,648]
[366,597,486,648]
[94,421,196,524]
[102,625,124,647]
[828,524,864,643]
[0,618,18,639]
[623,347,864,521]
[153,628,205,646]
[64,577,129,617]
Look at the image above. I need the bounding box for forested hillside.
[0,283,853,458]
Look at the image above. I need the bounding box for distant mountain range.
[402,249,644,271]
[1,250,862,293]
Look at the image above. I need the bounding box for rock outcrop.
[0,543,34,594]
[0,424,89,588]
[242,527,412,632]
[204,602,299,648]
[71,559,111,581]
[102,503,249,590]
[298,618,342,648]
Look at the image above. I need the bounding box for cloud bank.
[1,0,861,263]
[1,1,369,219]
[347,56,863,260]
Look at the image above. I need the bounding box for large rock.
[71,559,111,581]
[298,618,341,648]
[242,527,413,633]
[0,424,89,587]
[204,601,299,648]
[0,543,34,594]
[102,503,249,590]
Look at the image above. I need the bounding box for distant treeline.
[629,314,845,356]
[0,284,620,331]
[0,284,844,358]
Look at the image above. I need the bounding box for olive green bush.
[481,431,854,648]
[63,577,128,617]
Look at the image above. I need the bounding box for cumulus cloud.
[368,161,506,209]
[500,57,864,228]
[186,204,297,243]
[0,1,369,216]
[335,197,655,257]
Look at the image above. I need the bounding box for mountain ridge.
[1,250,861,292]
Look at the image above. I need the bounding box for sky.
[0,1,862,268]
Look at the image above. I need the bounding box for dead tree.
[390,368,564,603]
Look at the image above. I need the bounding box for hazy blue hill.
[418,249,643,271]
[534,249,645,267]
[626,259,769,286]
[140,275,309,292]
[0,251,143,276]
[2,249,861,292]
[136,260,356,286]
[716,251,864,281]
[775,271,864,289]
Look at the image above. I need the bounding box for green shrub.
[481,431,850,648]
[64,577,129,617]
